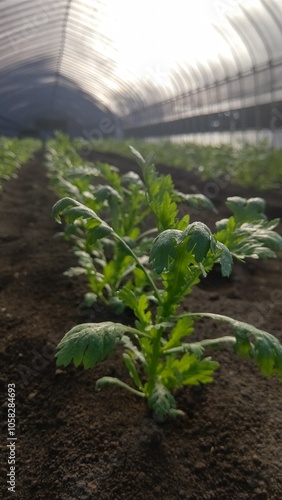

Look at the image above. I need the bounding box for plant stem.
[125,325,151,339]
[175,312,281,344]
[96,377,145,398]
[182,312,240,323]
[146,328,163,396]
[136,228,158,241]
[113,231,163,304]
[163,336,236,355]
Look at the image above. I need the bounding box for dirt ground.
[0,150,282,500]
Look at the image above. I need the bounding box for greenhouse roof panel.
[0,0,281,133]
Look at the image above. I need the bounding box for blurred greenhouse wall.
[0,0,282,147]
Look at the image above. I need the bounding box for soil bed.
[0,151,282,500]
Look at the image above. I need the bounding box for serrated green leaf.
[234,329,251,358]
[160,353,219,389]
[226,196,266,222]
[252,338,275,376]
[232,321,282,379]
[87,224,113,244]
[118,287,151,325]
[176,192,217,213]
[152,191,178,229]
[176,214,190,230]
[163,317,194,350]
[149,229,182,273]
[55,322,127,369]
[118,286,138,310]
[148,382,177,421]
[63,205,98,224]
[216,241,233,277]
[184,222,212,262]
[129,146,146,165]
[94,185,122,203]
[52,197,80,223]
[53,197,100,225]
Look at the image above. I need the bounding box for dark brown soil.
[1,151,282,500]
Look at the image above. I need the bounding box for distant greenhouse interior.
[0,0,282,147]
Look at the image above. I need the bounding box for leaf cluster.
[53,141,282,419]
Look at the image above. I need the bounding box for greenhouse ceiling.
[0,0,282,136]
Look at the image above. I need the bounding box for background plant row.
[0,137,41,188]
[75,137,282,190]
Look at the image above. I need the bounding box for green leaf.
[216,241,233,277]
[55,322,127,369]
[83,292,97,307]
[273,350,282,379]
[87,224,113,244]
[129,146,146,166]
[152,191,178,229]
[63,267,87,277]
[163,317,194,350]
[121,171,144,187]
[234,329,251,358]
[252,338,275,376]
[184,222,212,262]
[63,205,98,224]
[123,353,143,390]
[160,354,219,388]
[52,197,100,224]
[148,382,179,421]
[232,321,282,379]
[149,229,182,273]
[176,214,190,230]
[96,376,145,397]
[176,192,217,213]
[52,197,80,223]
[108,297,125,314]
[85,219,101,229]
[118,287,151,325]
[121,335,146,364]
[226,196,266,222]
[94,185,122,203]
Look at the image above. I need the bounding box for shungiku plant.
[53,148,282,420]
[46,140,216,308]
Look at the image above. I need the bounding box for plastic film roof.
[0,0,282,135]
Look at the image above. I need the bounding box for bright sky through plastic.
[101,0,246,84]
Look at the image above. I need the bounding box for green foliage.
[53,142,282,420]
[159,353,220,388]
[215,196,282,260]
[56,322,128,369]
[78,137,282,189]
[47,134,215,305]
[148,383,181,420]
[232,321,282,379]
[0,137,40,187]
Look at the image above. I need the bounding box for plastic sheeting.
[0,0,281,138]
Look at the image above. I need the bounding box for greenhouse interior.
[1,2,282,500]
[0,0,282,146]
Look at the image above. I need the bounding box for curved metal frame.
[0,0,281,139]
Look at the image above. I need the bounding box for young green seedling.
[53,149,282,419]
[48,141,216,308]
